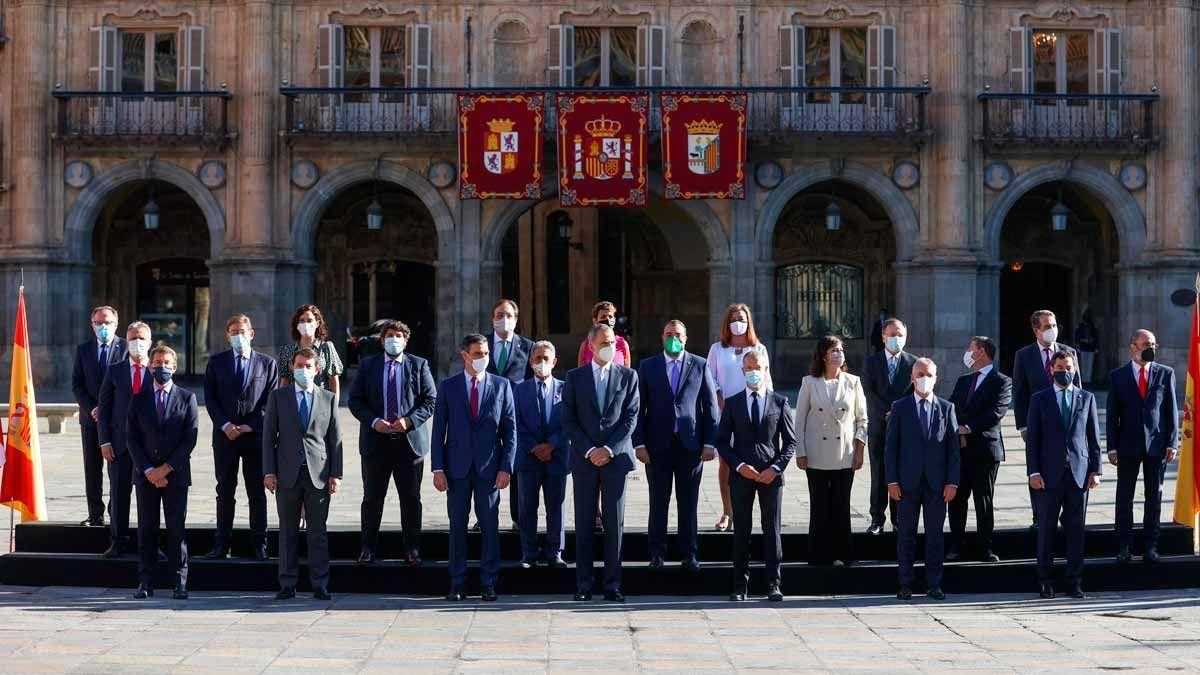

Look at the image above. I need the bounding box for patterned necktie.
[470,377,480,422]
[887,356,897,385]
[156,389,166,421]
[1060,389,1071,429]
[919,399,930,439]
[1138,365,1148,399]
[497,341,509,374]
[386,360,399,421]
[132,364,143,394]
[299,391,310,430]
[751,392,761,428]
[1043,348,1053,382]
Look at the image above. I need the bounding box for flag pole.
[7,507,12,554]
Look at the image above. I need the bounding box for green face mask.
[663,336,684,355]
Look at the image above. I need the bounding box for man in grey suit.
[263,347,343,601]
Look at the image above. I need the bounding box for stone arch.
[754,161,921,262]
[982,162,1147,263]
[64,160,226,262]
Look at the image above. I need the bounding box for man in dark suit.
[487,298,535,531]
[716,350,795,602]
[349,320,437,567]
[886,358,960,601]
[263,347,343,601]
[1027,351,1102,599]
[513,341,569,568]
[431,334,517,602]
[97,321,153,558]
[633,319,718,571]
[562,323,640,602]
[125,345,199,600]
[947,336,1012,563]
[203,314,279,561]
[71,305,128,527]
[862,317,917,534]
[1013,309,1079,529]
[1107,329,1179,564]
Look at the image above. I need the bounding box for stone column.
[929,0,973,255]
[707,260,732,342]
[8,0,51,254]
[234,0,276,252]
[1155,3,1198,255]
[894,260,980,393]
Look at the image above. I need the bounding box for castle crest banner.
[661,92,747,200]
[458,93,544,200]
[556,93,648,207]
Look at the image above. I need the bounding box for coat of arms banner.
[458,93,544,200]
[660,92,747,200]
[556,92,649,207]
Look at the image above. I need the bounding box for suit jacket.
[715,390,797,484]
[349,353,437,457]
[431,372,517,480]
[561,362,640,475]
[884,394,961,493]
[125,384,199,487]
[862,350,917,434]
[97,359,148,454]
[949,368,1013,462]
[1012,341,1079,429]
[793,373,869,470]
[631,352,718,455]
[514,376,569,475]
[262,385,344,490]
[1026,386,1102,490]
[1106,362,1180,458]
[204,349,279,451]
[487,333,535,384]
[72,337,128,427]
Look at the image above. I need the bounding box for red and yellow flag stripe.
[0,287,47,522]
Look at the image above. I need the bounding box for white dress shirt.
[735,387,780,473]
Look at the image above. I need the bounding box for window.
[775,263,863,339]
[778,24,895,129]
[1010,27,1120,96]
[316,22,432,130]
[1032,30,1090,104]
[547,24,665,87]
[344,26,406,101]
[803,27,866,103]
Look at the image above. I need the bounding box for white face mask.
[471,356,489,374]
[128,338,150,359]
[532,362,554,378]
[297,321,317,338]
[962,350,975,369]
[827,351,845,367]
[596,344,616,364]
[383,337,406,357]
[729,321,748,336]
[916,375,936,395]
[493,317,516,335]
[885,335,906,354]
[1040,327,1059,344]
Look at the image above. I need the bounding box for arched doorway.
[91,179,212,375]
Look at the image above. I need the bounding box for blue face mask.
[152,366,174,385]
[95,323,114,342]
[383,336,406,357]
[745,370,764,389]
[230,333,251,352]
[293,368,314,388]
[885,335,906,353]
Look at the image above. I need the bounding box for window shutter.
[547,24,574,86]
[636,25,667,86]
[1009,26,1031,93]
[867,25,896,110]
[89,26,118,91]
[177,26,205,91]
[1095,28,1120,94]
[318,23,345,87]
[407,23,432,127]
[779,24,803,127]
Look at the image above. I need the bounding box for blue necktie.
[386,360,399,421]
[919,399,930,439]
[99,343,109,371]
[156,389,167,421]
[234,354,245,388]
[299,391,310,431]
[669,360,681,431]
[596,368,607,410]
[751,392,761,428]
[538,381,549,434]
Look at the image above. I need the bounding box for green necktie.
[497,341,509,373]
[1060,389,1071,428]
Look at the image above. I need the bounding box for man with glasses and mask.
[72,305,128,527]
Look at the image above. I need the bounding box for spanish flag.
[0,287,47,522]
[1173,274,1200,529]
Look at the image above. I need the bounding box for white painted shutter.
[779,24,803,128]
[406,23,432,128]
[1095,28,1120,94]
[867,24,896,112]
[636,25,667,86]
[1009,26,1031,93]
[89,26,118,91]
[317,23,344,131]
[177,26,205,91]
[547,24,574,86]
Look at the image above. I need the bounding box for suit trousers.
[81,423,106,521]
[867,426,898,527]
[448,469,501,587]
[730,473,783,592]
[360,435,424,555]
[214,439,268,544]
[135,481,188,587]
[517,466,568,560]
[106,451,134,545]
[572,464,628,592]
[805,468,854,564]
[1116,454,1166,550]
[948,452,1000,552]
[897,480,946,589]
[276,469,332,591]
[645,436,704,561]
[1036,468,1088,585]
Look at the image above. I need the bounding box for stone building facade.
[0,0,1195,395]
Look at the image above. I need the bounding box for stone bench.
[0,403,77,434]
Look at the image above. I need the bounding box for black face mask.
[601,318,616,328]
[1052,371,1073,387]
[1140,347,1157,363]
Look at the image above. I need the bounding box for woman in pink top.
[577,301,633,366]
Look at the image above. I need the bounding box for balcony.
[53,91,233,148]
[978,92,1158,153]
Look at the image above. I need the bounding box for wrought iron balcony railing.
[281,85,930,142]
[53,91,232,147]
[978,91,1157,151]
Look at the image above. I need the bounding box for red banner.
[556,93,648,207]
[661,92,747,200]
[458,93,544,200]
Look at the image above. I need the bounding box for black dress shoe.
[471,522,482,532]
[357,549,376,565]
[648,556,664,570]
[1029,521,1039,531]
[682,558,701,573]
[766,585,784,602]
[1117,546,1132,563]
[203,544,229,560]
[446,586,466,601]
[945,546,961,561]
[981,551,1000,563]
[1069,584,1086,599]
[253,543,269,562]
[102,542,123,559]
[549,555,568,568]
[172,583,188,600]
[603,590,625,603]
[406,551,423,568]
[926,587,945,601]
[133,584,153,599]
[275,587,296,600]
[1145,548,1161,564]
[82,517,106,527]
[481,586,498,602]
[867,522,884,535]
[574,590,592,601]
[313,588,332,601]
[518,558,536,569]
[897,586,913,601]
[1039,583,1055,599]
[729,591,747,602]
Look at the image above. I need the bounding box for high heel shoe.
[714,515,732,532]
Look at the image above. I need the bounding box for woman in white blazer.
[794,335,868,566]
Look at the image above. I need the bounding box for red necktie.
[470,377,480,422]
[1138,365,1148,398]
[132,364,143,394]
[1043,348,1052,381]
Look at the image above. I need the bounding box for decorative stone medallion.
[754,161,783,190]
[1118,163,1147,192]
[983,162,1014,191]
[892,161,920,190]
[197,160,226,189]
[427,160,456,189]
[64,160,93,189]
[291,160,319,189]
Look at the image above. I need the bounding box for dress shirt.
[370,354,406,429]
[1038,343,1060,369]
[1028,383,1074,479]
[735,387,780,473]
[1130,360,1147,383]
[585,360,615,459]
[143,381,175,476]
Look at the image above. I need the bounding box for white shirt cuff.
[1028,473,1041,479]
[222,423,235,433]
[736,462,747,472]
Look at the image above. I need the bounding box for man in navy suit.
[97,321,153,558]
[126,345,199,600]
[487,298,535,531]
[886,358,960,601]
[862,318,917,534]
[431,333,517,602]
[72,305,128,527]
[1013,309,1079,529]
[716,351,795,602]
[562,323,640,602]
[633,320,718,571]
[203,314,280,561]
[349,320,437,566]
[513,341,569,568]
[1107,329,1179,564]
[1027,351,1102,599]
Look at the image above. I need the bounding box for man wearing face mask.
[862,317,917,535]
[431,334,517,602]
[513,342,569,568]
[72,305,128,527]
[1013,310,1079,531]
[349,320,438,567]
[1107,329,1179,564]
[1027,351,1101,599]
[203,315,280,561]
[125,345,199,600]
[487,298,535,532]
[632,320,719,571]
[885,358,959,601]
[97,321,153,558]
